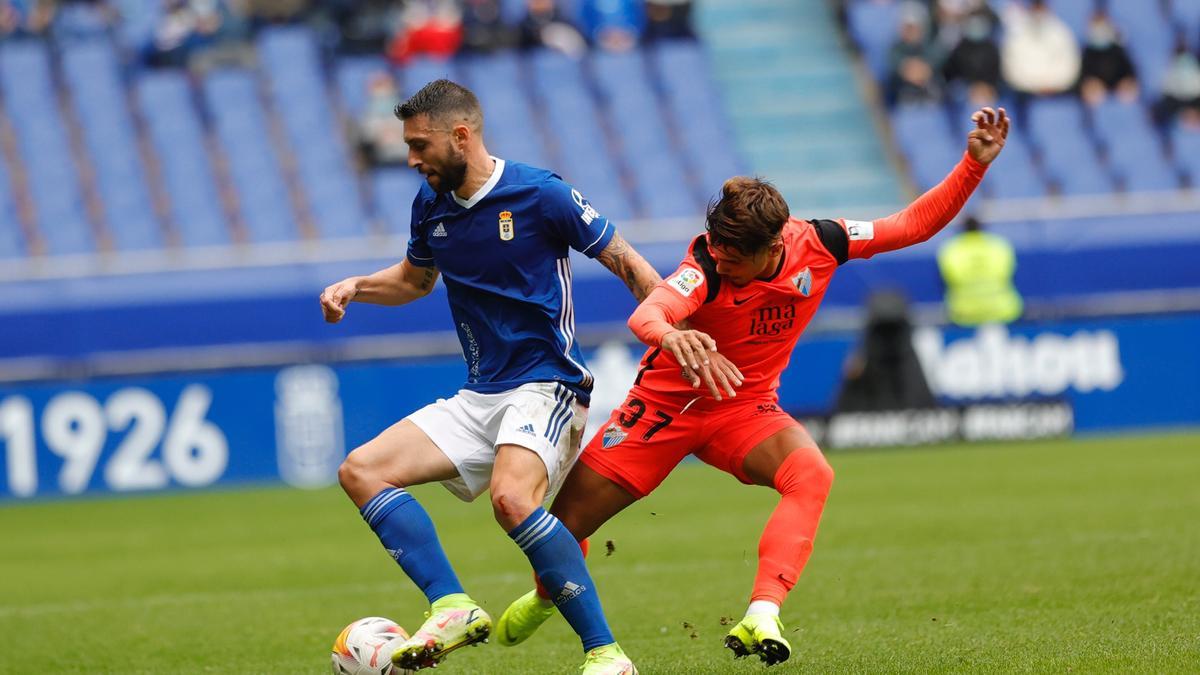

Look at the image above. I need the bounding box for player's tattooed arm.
[320,261,440,322]
[597,232,661,302]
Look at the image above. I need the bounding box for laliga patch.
[498,210,514,241]
[601,424,628,449]
[793,266,812,296]
[845,219,875,241]
[667,267,704,297]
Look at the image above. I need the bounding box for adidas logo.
[555,580,586,605]
[432,222,448,237]
[386,548,403,561]
[516,423,535,435]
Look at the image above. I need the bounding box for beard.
[426,149,468,194]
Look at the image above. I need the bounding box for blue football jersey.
[406,158,616,404]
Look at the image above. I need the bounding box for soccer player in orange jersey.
[497,107,1009,665]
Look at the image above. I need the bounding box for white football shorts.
[406,381,589,502]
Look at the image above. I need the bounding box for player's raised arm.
[628,265,743,399]
[595,231,661,302]
[840,106,1008,261]
[320,260,440,323]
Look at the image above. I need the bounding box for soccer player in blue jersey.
[320,80,659,674]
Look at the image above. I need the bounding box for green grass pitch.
[2,432,1198,673]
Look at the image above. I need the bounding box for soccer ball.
[331,616,414,675]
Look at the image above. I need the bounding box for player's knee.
[490,486,538,530]
[775,447,834,497]
[337,448,378,497]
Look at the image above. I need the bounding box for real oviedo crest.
[498,210,515,241]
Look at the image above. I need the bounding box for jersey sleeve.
[627,258,708,347]
[539,176,615,258]
[826,153,988,261]
[405,192,436,268]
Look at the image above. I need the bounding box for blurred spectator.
[355,72,408,167]
[937,216,1022,326]
[1078,10,1138,106]
[580,0,644,52]
[931,0,995,51]
[1155,36,1200,126]
[518,0,585,56]
[834,290,937,413]
[145,0,252,71]
[326,0,402,55]
[1001,0,1080,96]
[643,0,693,42]
[0,0,55,39]
[888,6,944,105]
[942,10,1000,102]
[461,0,516,52]
[243,0,309,24]
[387,0,462,63]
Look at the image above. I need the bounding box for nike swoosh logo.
[732,295,758,305]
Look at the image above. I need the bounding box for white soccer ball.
[331,616,413,675]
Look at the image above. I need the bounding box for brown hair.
[704,177,789,255]
[394,79,484,131]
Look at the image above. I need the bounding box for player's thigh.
[739,424,821,487]
[342,419,458,505]
[550,459,639,541]
[577,391,697,501]
[695,402,809,487]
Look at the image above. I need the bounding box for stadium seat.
[0,159,23,258]
[62,41,162,251]
[1169,124,1200,185]
[846,0,902,84]
[371,168,425,237]
[202,68,298,243]
[259,26,368,239]
[0,40,94,255]
[1047,0,1095,42]
[135,72,231,248]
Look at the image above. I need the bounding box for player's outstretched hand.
[682,350,744,401]
[967,106,1008,165]
[661,329,716,371]
[320,278,359,323]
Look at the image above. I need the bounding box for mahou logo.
[913,325,1124,399]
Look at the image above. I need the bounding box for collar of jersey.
[451,156,505,210]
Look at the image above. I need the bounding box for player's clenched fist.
[320,278,360,323]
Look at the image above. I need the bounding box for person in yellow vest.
[938,216,1023,325]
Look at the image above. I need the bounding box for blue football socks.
[360,487,464,604]
[509,507,615,651]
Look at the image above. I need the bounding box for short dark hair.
[393,79,483,131]
[705,177,789,255]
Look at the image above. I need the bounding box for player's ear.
[452,123,471,147]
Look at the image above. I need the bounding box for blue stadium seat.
[0,159,23,258]
[529,49,634,220]
[1174,0,1200,49]
[461,53,551,167]
[135,72,231,247]
[202,68,298,243]
[1170,124,1200,185]
[62,41,162,251]
[371,168,425,236]
[1106,139,1180,191]
[591,50,699,218]
[337,55,391,120]
[847,0,901,83]
[1047,0,1095,42]
[259,26,368,239]
[0,40,94,255]
[398,57,459,97]
[651,40,743,196]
